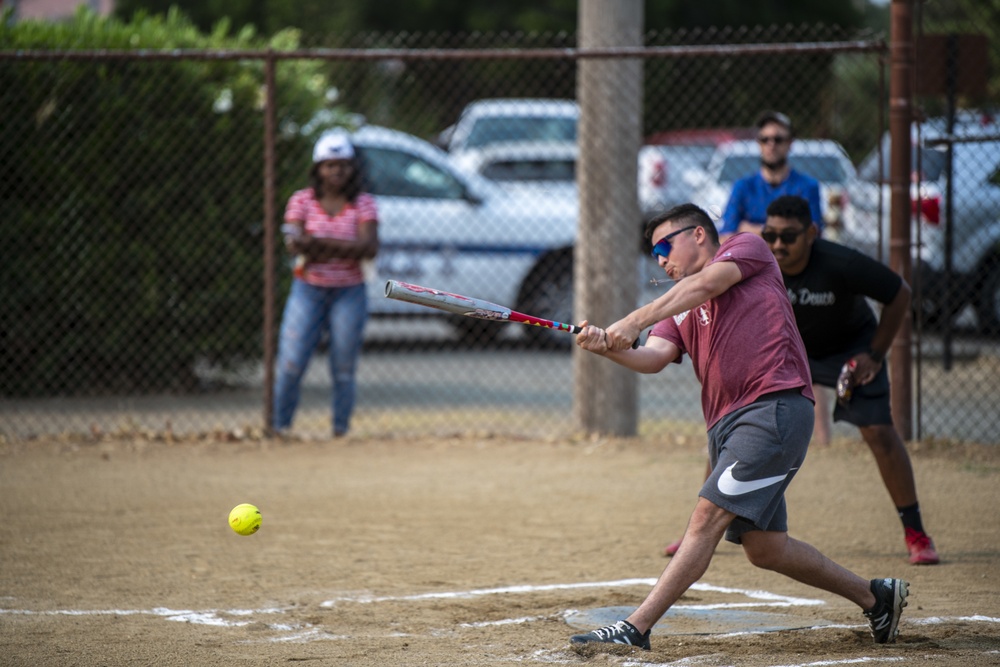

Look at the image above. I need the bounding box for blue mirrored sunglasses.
[650,225,698,259]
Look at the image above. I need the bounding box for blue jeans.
[273,280,368,435]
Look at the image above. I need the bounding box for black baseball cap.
[755,110,793,134]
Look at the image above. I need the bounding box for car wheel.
[975,258,1000,336]
[516,250,573,350]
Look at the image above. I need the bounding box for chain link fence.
[2,17,998,444]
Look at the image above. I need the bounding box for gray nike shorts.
[701,389,813,544]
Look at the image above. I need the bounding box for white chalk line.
[318,578,826,608]
[536,652,918,667]
[617,658,910,667]
[0,605,340,644]
[1,578,819,646]
[0,606,285,626]
[3,577,1000,652]
[762,658,908,667]
[909,614,1000,625]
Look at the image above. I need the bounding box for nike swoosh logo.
[717,461,795,496]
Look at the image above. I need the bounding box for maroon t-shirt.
[649,233,814,429]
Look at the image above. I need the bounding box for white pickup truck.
[842,116,1000,333]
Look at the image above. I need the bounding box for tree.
[113,0,864,42]
[0,8,335,396]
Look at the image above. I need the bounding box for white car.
[454,140,578,200]
[462,138,708,218]
[351,125,578,345]
[444,98,578,159]
[686,139,867,236]
[444,98,706,218]
[637,143,717,217]
[348,125,665,346]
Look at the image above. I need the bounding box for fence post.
[574,0,643,436]
[262,52,277,433]
[889,0,915,440]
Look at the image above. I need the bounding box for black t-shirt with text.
[782,239,902,360]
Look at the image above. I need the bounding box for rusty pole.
[889,0,914,439]
[262,53,277,433]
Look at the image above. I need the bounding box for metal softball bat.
[383,280,639,347]
[384,280,583,333]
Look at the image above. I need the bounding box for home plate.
[566,606,835,636]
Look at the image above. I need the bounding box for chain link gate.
[2,18,998,444]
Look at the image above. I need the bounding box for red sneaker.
[662,538,683,557]
[905,527,940,565]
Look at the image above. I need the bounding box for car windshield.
[718,154,848,184]
[464,116,577,149]
[480,158,576,183]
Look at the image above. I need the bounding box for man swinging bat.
[568,203,908,651]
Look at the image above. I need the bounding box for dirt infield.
[2,432,999,666]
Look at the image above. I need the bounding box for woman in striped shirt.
[273,131,379,437]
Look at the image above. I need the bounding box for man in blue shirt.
[719,111,823,239]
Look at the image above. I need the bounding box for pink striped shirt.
[284,189,378,287]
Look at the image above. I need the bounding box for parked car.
[346,124,668,346]
[464,138,714,218]
[637,144,716,217]
[455,140,578,200]
[445,99,748,219]
[443,98,578,161]
[686,139,867,236]
[842,115,1000,333]
[350,125,578,346]
[638,127,756,218]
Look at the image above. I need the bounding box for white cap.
[313,131,355,163]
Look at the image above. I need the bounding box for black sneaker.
[864,578,909,644]
[570,620,651,650]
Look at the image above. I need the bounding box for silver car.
[453,140,579,201]
[636,144,717,217]
[444,98,579,158]
[844,116,1000,333]
[686,139,864,236]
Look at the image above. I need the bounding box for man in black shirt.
[763,195,938,565]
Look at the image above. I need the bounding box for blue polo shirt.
[720,169,823,235]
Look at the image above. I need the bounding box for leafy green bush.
[0,8,333,396]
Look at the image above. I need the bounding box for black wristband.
[867,348,885,364]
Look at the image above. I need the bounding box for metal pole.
[1,42,884,63]
[889,0,915,439]
[262,53,277,433]
[942,33,958,371]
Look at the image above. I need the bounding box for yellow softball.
[228,503,262,536]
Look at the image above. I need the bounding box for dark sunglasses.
[757,135,789,146]
[761,228,807,245]
[650,225,698,258]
